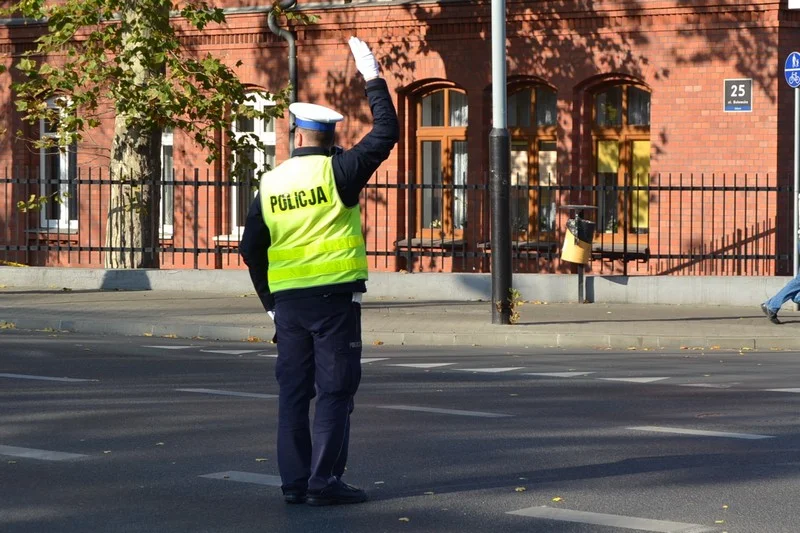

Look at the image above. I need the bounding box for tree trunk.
[104,3,165,269]
[105,123,161,269]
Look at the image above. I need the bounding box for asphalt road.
[3,330,800,533]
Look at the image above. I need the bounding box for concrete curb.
[3,315,797,351]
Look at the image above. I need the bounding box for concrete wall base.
[0,267,791,307]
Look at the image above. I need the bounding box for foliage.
[2,0,310,182]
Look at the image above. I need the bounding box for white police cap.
[290,102,344,132]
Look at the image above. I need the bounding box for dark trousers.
[274,292,362,492]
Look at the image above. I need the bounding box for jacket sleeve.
[239,194,275,313]
[332,77,400,207]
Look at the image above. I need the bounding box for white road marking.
[199,471,282,486]
[0,445,88,461]
[175,388,277,399]
[0,373,97,382]
[199,349,260,355]
[390,363,455,369]
[523,372,595,378]
[376,405,512,418]
[256,353,278,358]
[680,383,734,389]
[455,367,524,373]
[765,388,800,393]
[507,506,720,532]
[600,377,669,383]
[143,345,193,350]
[362,358,389,364]
[628,426,774,440]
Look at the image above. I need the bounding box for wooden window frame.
[415,88,468,240]
[508,86,558,242]
[591,83,651,239]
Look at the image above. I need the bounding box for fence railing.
[0,168,793,275]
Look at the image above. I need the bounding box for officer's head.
[289,102,343,152]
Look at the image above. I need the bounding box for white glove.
[348,36,380,81]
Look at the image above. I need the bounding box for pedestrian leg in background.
[762,273,800,324]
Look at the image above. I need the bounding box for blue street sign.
[786,52,800,88]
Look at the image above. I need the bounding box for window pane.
[597,140,619,233]
[161,145,174,227]
[265,115,275,134]
[236,146,257,227]
[452,140,467,229]
[264,145,276,172]
[44,147,60,220]
[421,91,444,127]
[538,140,557,233]
[421,141,442,229]
[236,115,255,133]
[627,86,651,126]
[67,145,77,221]
[536,88,557,127]
[631,140,650,233]
[595,87,622,127]
[507,89,531,128]
[449,91,468,127]
[510,144,529,236]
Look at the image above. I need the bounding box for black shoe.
[282,488,307,504]
[761,303,781,325]
[306,481,368,506]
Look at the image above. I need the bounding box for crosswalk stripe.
[143,345,193,350]
[175,388,277,399]
[376,405,512,418]
[523,372,595,378]
[0,445,88,461]
[455,367,524,373]
[199,471,282,486]
[765,388,800,393]
[362,358,389,364]
[0,373,97,382]
[628,426,773,440]
[507,506,720,532]
[199,349,260,355]
[600,377,669,383]
[390,363,455,369]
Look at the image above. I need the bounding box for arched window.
[415,87,468,238]
[231,91,276,234]
[592,83,651,236]
[39,97,77,230]
[507,85,557,242]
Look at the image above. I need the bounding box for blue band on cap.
[296,118,336,132]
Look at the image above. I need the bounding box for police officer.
[239,36,398,506]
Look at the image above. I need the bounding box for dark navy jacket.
[239,78,399,313]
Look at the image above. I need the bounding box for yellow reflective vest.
[259,154,368,293]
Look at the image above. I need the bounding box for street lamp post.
[490,0,511,324]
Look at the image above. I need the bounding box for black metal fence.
[0,168,793,275]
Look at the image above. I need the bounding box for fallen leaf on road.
[552,496,563,502]
[515,487,526,492]
[373,340,384,346]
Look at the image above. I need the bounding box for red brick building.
[1,0,798,275]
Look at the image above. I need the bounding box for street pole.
[490,0,511,324]
[794,87,799,279]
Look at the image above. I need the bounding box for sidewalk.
[1,287,799,351]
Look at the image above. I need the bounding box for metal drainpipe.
[268,0,298,156]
